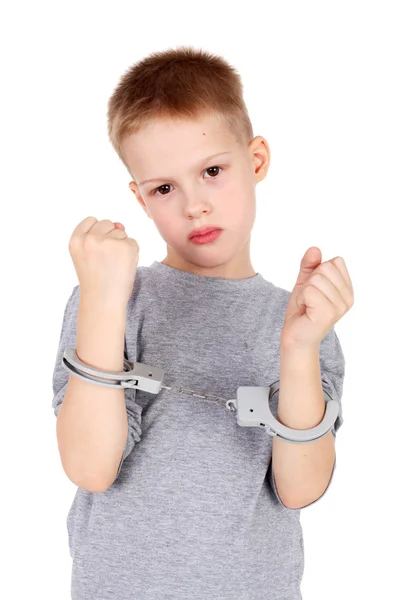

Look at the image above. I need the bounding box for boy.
[52,46,353,600]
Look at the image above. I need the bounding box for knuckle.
[311,272,325,284]
[84,232,100,250]
[318,262,331,274]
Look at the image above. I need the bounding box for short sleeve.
[51,285,80,418]
[266,326,345,510]
[319,326,346,438]
[51,285,142,479]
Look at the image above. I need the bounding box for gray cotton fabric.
[52,260,345,600]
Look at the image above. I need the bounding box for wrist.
[79,289,128,313]
[280,336,320,357]
[280,343,320,377]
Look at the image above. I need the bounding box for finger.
[91,219,120,236]
[306,272,348,313]
[300,284,337,324]
[331,257,354,295]
[294,247,322,288]
[317,261,346,292]
[108,228,128,240]
[71,216,98,237]
[318,260,353,307]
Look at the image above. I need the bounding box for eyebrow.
[137,151,233,186]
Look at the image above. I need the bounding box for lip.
[188,226,222,239]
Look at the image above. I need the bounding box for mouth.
[188,228,223,245]
[188,226,222,240]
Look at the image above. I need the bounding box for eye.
[204,165,223,178]
[152,184,171,196]
[151,166,223,196]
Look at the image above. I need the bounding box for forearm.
[56,293,128,492]
[271,343,336,509]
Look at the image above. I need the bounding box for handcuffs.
[62,347,339,444]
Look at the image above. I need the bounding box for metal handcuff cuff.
[62,344,339,444]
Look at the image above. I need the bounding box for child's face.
[122,111,270,275]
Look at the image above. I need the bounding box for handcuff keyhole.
[250,408,253,412]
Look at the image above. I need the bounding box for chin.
[185,250,235,270]
[166,234,240,269]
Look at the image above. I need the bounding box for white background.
[1,1,399,598]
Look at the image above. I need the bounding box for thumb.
[294,247,322,288]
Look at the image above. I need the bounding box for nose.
[184,192,211,219]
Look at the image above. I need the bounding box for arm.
[270,251,352,509]
[56,292,129,492]
[270,343,336,509]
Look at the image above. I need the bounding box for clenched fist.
[69,217,139,306]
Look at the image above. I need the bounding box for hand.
[281,247,354,351]
[69,216,140,305]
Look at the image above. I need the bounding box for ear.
[129,182,153,220]
[248,136,271,184]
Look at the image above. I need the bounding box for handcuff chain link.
[160,384,237,412]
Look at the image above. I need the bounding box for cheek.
[223,179,255,225]
[151,209,179,239]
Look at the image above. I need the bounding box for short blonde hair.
[107,45,254,176]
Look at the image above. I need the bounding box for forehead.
[121,113,237,179]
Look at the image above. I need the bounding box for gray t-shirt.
[52,261,345,600]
